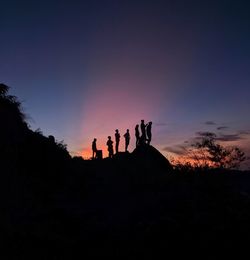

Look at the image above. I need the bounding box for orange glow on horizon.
[80,145,112,159]
[81,135,137,159]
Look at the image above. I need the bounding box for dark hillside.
[1,85,250,258]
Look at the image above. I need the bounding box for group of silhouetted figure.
[92,120,152,159]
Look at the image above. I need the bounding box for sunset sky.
[1,1,250,164]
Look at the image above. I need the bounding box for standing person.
[92,138,97,159]
[140,120,146,144]
[146,121,152,145]
[124,129,130,152]
[106,136,114,158]
[135,124,140,147]
[115,129,120,154]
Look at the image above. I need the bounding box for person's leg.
[148,134,151,145]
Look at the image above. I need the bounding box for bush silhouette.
[0,83,71,176]
[193,132,246,169]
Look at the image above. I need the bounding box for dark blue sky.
[1,0,250,162]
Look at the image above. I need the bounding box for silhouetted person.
[124,129,130,152]
[140,120,146,144]
[135,124,140,147]
[115,129,120,154]
[92,138,97,159]
[106,136,114,158]
[146,121,152,145]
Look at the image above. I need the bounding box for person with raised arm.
[146,121,152,145]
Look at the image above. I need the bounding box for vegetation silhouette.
[193,132,246,169]
[173,132,246,170]
[0,83,250,259]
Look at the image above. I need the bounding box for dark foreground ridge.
[1,84,250,258]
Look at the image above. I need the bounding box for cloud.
[204,121,216,125]
[195,131,244,142]
[195,131,216,138]
[239,130,250,135]
[163,145,188,155]
[216,134,243,142]
[217,126,229,130]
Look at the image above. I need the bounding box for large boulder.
[132,144,172,172]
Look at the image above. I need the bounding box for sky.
[1,0,250,164]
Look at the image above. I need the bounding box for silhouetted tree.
[0,83,28,156]
[0,83,26,125]
[192,132,246,169]
[0,84,70,162]
[0,83,9,96]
